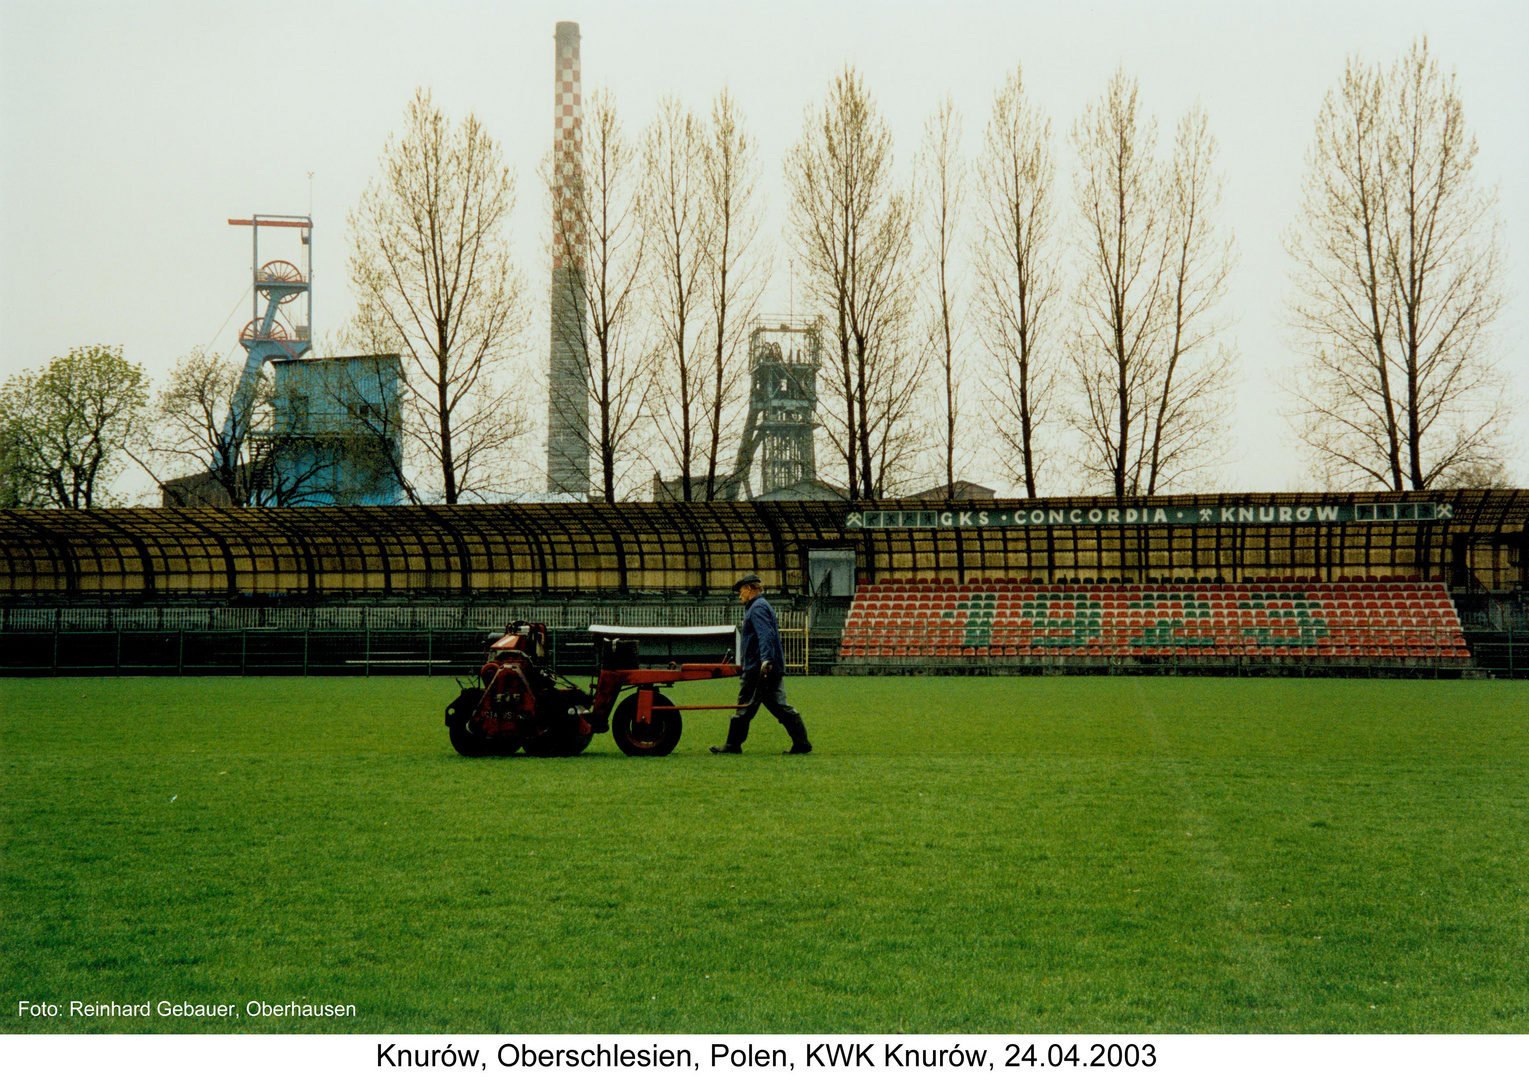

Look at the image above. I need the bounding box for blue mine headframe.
[221,214,313,444]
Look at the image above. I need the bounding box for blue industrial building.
[161,213,405,507]
[255,353,404,506]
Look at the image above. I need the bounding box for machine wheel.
[445,688,490,758]
[560,727,594,757]
[523,723,589,758]
[487,734,524,757]
[611,691,682,757]
[522,688,593,758]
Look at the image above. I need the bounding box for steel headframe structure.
[221,213,313,445]
[731,316,823,498]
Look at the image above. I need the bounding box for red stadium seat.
[838,577,1468,672]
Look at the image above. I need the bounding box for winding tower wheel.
[256,259,306,303]
[238,318,292,343]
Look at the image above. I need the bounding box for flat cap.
[733,573,762,590]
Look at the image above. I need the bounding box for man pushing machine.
[711,574,813,755]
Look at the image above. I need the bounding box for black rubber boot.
[711,715,750,754]
[780,716,812,755]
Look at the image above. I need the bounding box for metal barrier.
[0,628,546,678]
[781,627,809,674]
[1,613,809,679]
[0,602,792,634]
[1463,630,1525,679]
[0,608,813,676]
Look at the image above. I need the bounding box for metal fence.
[0,627,605,678]
[0,606,810,678]
[0,603,775,633]
[1463,631,1526,679]
[1483,597,1529,631]
[781,627,808,674]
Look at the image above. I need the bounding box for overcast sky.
[2,0,1525,497]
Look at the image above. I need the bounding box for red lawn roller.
[444,622,740,757]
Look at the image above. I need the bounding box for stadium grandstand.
[0,489,1524,678]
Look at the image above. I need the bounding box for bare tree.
[1146,104,1237,494]
[1285,38,1507,490]
[345,88,530,504]
[1068,71,1234,497]
[700,89,768,500]
[550,87,649,502]
[786,66,922,498]
[974,67,1058,498]
[0,345,148,508]
[866,319,930,496]
[1070,71,1165,497]
[916,95,967,497]
[149,345,264,505]
[642,97,712,501]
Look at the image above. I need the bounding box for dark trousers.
[726,670,810,748]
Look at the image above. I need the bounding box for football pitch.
[3,675,1527,1034]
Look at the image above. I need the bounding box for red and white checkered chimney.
[551,20,582,270]
[546,20,590,495]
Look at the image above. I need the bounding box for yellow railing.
[780,627,809,674]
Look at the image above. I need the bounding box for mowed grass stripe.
[2,676,1527,1032]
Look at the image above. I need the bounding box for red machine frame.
[589,661,740,727]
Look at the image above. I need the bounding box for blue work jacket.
[739,595,785,675]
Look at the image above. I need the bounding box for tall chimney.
[546,20,590,497]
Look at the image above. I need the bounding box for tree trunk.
[436,321,457,504]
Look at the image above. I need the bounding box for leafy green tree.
[0,345,149,508]
[0,413,46,507]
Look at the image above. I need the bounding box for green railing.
[0,628,564,678]
[1462,631,1526,679]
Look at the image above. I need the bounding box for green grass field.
[3,674,1528,1034]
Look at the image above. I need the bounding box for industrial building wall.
[0,491,1523,601]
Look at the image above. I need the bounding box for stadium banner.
[846,501,1454,530]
